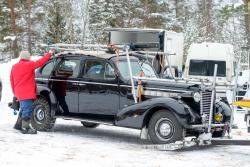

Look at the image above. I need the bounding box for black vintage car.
[33,51,231,144]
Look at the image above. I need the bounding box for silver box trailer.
[106,28,184,73]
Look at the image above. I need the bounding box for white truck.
[183,42,236,100]
[183,42,235,84]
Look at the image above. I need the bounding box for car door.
[36,58,59,86]
[79,58,119,115]
[51,57,81,114]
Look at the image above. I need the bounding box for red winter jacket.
[10,53,51,101]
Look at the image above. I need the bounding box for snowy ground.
[1,58,250,167]
[1,103,250,167]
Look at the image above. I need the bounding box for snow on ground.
[1,58,250,167]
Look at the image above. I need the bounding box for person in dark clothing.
[10,49,54,134]
[52,80,69,115]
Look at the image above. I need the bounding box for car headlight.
[193,92,201,102]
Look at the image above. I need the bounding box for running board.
[55,116,114,126]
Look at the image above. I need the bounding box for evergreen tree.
[135,0,169,28]
[88,0,108,43]
[0,1,10,47]
[44,1,69,44]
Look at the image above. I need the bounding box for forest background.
[0,0,249,61]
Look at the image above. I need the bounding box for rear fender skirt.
[36,85,57,117]
[115,97,194,129]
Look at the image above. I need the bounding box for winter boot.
[21,119,37,134]
[13,112,22,131]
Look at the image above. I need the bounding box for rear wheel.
[148,110,184,144]
[31,97,56,131]
[81,121,99,128]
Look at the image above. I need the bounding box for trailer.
[106,28,184,77]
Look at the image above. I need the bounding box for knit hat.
[19,50,31,60]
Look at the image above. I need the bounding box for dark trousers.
[57,96,69,114]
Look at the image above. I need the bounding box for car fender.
[36,85,58,117]
[115,97,193,129]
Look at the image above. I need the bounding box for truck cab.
[184,42,235,84]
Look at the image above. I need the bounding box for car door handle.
[79,83,86,86]
[72,83,78,86]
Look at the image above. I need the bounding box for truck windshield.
[189,59,226,77]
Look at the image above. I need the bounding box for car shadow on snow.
[50,123,150,145]
[44,123,220,151]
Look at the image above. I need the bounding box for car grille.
[200,90,213,122]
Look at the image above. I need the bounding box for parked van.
[183,42,235,84]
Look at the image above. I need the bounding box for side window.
[41,61,55,76]
[56,59,80,78]
[104,63,115,79]
[83,60,105,79]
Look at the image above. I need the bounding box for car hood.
[124,78,200,99]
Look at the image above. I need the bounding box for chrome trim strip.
[36,78,48,81]
[190,124,225,129]
[78,81,117,86]
[120,85,132,88]
[36,78,190,93]
[144,87,189,93]
[36,78,118,86]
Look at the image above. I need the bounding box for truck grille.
[200,91,213,122]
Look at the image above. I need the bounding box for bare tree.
[243,0,250,47]
[27,0,32,53]
[7,0,18,58]
[174,0,184,32]
[79,0,90,46]
[204,0,215,41]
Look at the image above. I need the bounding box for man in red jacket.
[10,49,54,134]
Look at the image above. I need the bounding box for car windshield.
[118,60,157,79]
[140,61,157,78]
[117,61,142,79]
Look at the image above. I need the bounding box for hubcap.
[159,122,171,136]
[35,106,45,122]
[155,118,174,141]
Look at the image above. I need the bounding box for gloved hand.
[49,48,55,54]
[49,48,56,58]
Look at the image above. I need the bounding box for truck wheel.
[81,121,99,128]
[148,110,183,144]
[31,97,56,131]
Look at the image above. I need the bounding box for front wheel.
[148,110,184,144]
[31,97,56,131]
